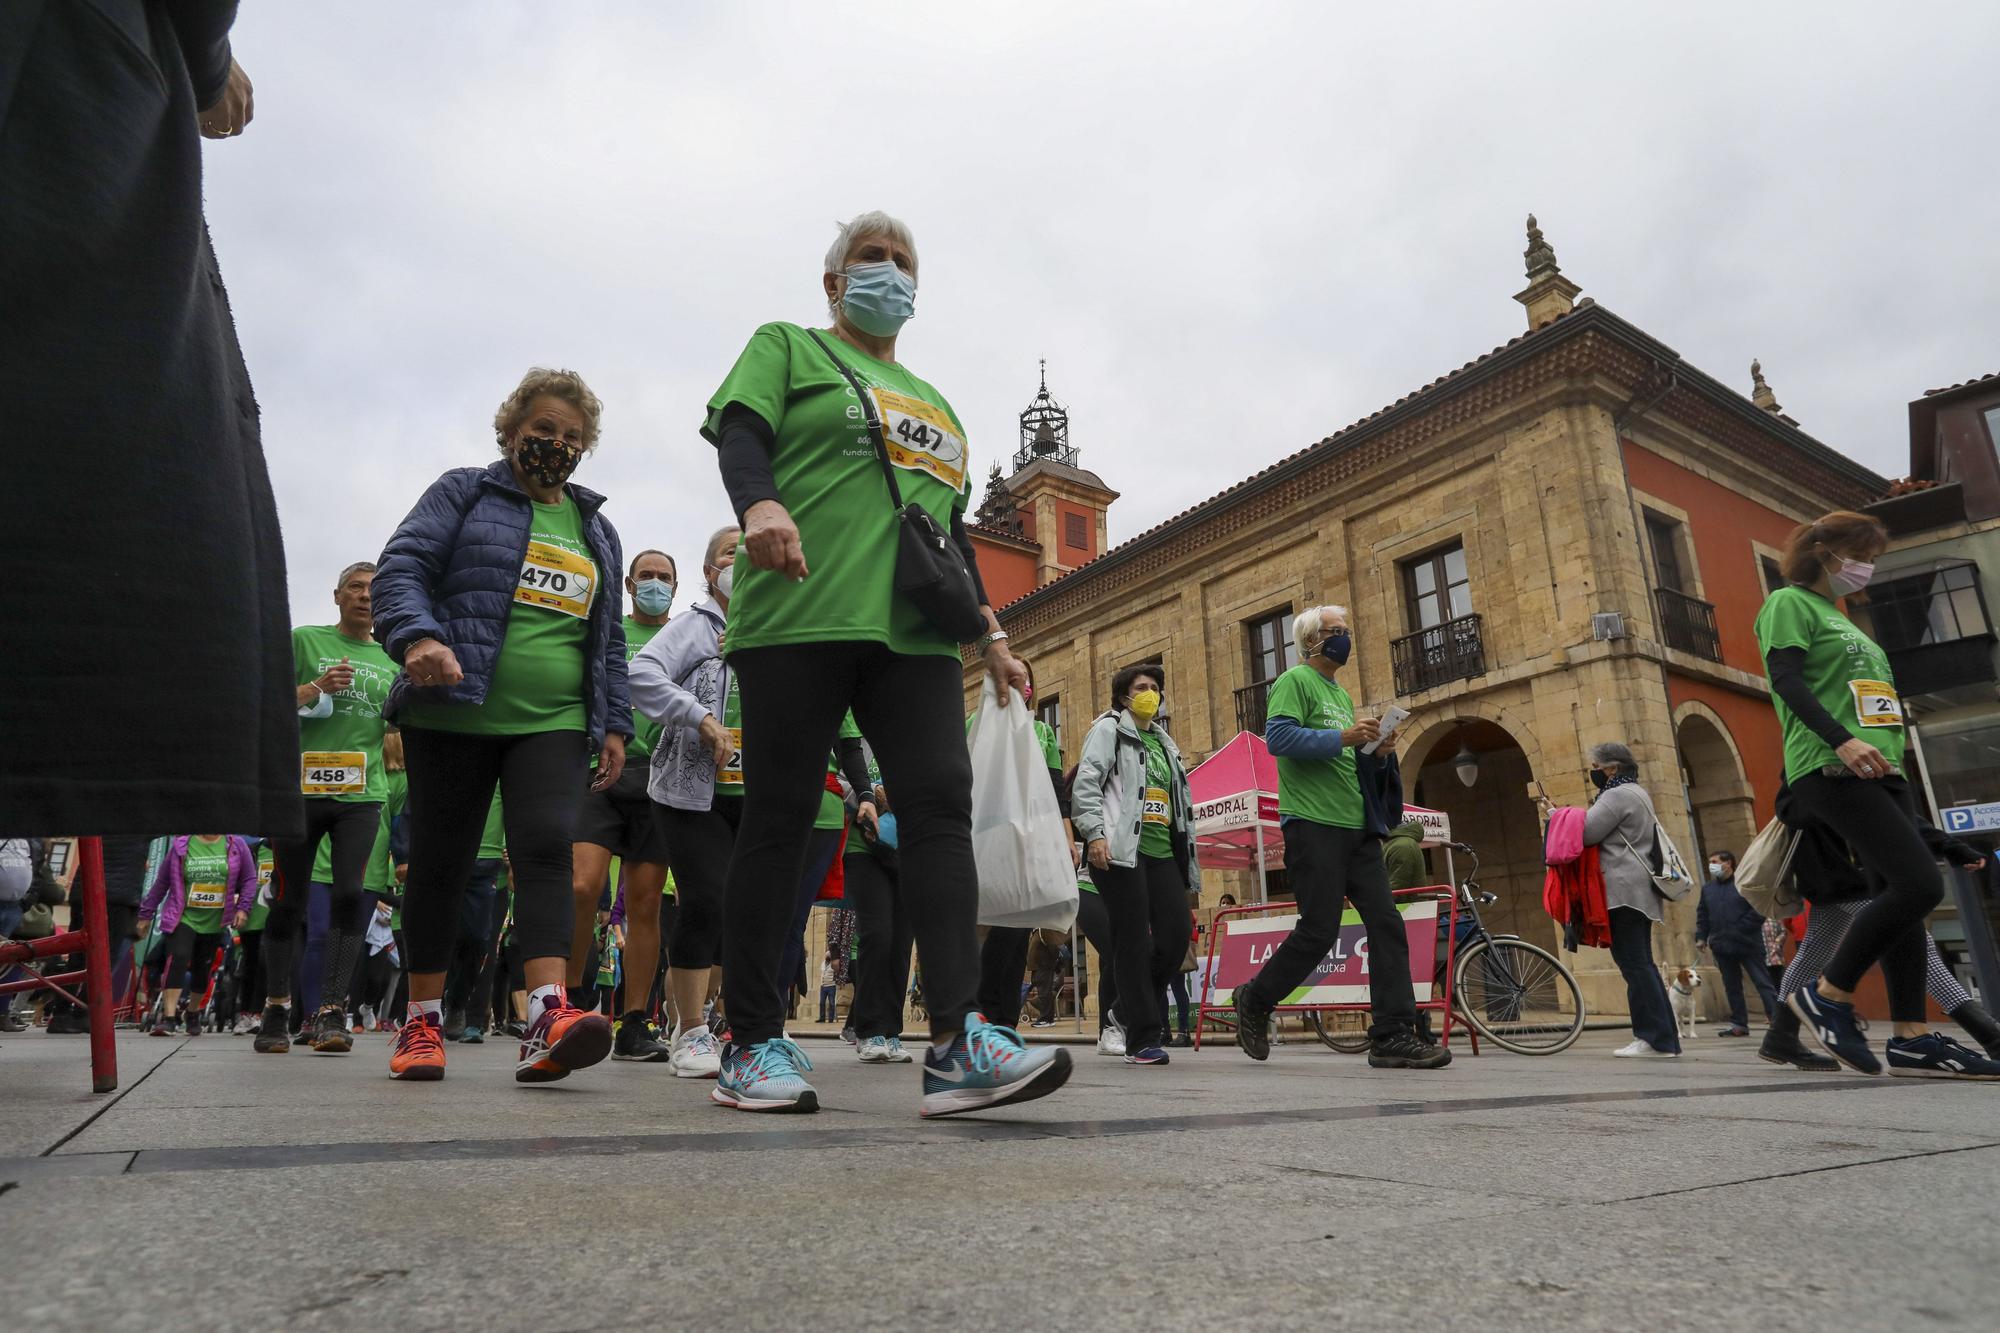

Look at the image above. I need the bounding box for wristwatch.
[976,630,1010,655]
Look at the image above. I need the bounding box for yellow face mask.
[1129,689,1161,722]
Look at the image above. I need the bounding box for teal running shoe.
[711,1037,818,1113]
[920,1012,1072,1118]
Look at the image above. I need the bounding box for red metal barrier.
[1193,886,1479,1056]
[0,837,118,1092]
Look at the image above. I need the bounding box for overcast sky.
[206,2,2000,627]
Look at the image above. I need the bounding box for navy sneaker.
[1124,1045,1170,1066]
[920,1013,1072,1118]
[1886,1032,2000,1081]
[1789,981,1881,1075]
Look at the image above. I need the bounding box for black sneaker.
[47,1008,91,1035]
[253,1003,292,1054]
[185,1006,203,1037]
[1368,1028,1453,1069]
[1789,979,1880,1075]
[612,1011,671,1063]
[443,1006,467,1042]
[309,1005,353,1054]
[1234,989,1273,1062]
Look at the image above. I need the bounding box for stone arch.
[1401,712,1550,954]
[1672,701,1758,870]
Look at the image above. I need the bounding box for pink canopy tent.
[1188,732,1455,900]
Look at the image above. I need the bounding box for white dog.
[1665,966,1702,1040]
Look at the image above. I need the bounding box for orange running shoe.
[389,1012,446,1081]
[516,995,613,1084]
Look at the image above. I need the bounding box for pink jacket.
[1544,806,1587,867]
[141,835,258,934]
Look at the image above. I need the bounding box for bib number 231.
[1849,679,1903,729]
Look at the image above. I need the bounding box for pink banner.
[1205,900,1437,1006]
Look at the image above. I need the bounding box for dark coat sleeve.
[164,1,240,109]
[373,470,479,662]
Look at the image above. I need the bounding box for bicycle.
[1309,843,1586,1055]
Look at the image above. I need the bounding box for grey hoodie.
[628,598,732,812]
[1070,709,1200,881]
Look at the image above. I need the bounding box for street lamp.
[1453,739,1479,788]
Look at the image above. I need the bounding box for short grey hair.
[1292,605,1350,663]
[1589,741,1639,778]
[824,211,919,281]
[703,525,741,568]
[336,561,376,590]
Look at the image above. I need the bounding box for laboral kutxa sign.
[1191,790,1279,832]
[1205,900,1438,1006]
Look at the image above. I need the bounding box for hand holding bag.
[967,678,1079,930]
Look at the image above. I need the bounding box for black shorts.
[573,762,670,864]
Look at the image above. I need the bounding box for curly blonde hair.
[493,367,604,454]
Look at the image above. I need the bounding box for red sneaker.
[389,1013,446,1081]
[516,995,612,1083]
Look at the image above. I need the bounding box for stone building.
[967,219,1887,1016]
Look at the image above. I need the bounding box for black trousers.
[1090,853,1192,1051]
[977,927,1032,1029]
[1076,888,1118,1032]
[1244,820,1415,1039]
[846,851,912,1041]
[1609,906,1681,1052]
[778,826,844,1008]
[265,797,379,1006]
[1788,773,1942,1009]
[401,727,588,975]
[659,795,740,972]
[163,922,224,995]
[725,642,978,1047]
[1713,948,1780,1028]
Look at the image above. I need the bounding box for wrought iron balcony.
[1391,613,1486,696]
[1234,679,1272,737]
[1655,587,1722,662]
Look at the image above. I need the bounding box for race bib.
[1143,786,1171,827]
[718,727,744,787]
[871,387,967,493]
[1850,679,1903,728]
[515,539,597,620]
[186,881,227,909]
[302,751,366,795]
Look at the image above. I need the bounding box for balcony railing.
[1655,587,1722,662]
[1885,636,1999,699]
[1391,613,1486,696]
[1234,679,1272,737]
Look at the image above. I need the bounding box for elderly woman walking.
[702,210,1071,1116]
[1580,742,1681,1058]
[372,367,633,1085]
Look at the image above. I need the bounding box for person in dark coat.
[1694,851,1779,1036]
[1,1,299,840]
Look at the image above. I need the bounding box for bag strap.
[805,329,906,510]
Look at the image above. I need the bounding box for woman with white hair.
[1232,606,1450,1070]
[701,210,1070,1115]
[1580,740,1682,1057]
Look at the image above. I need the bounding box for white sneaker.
[1612,1039,1679,1058]
[669,1024,723,1079]
[884,1037,914,1064]
[1098,1021,1127,1058]
[858,1035,891,1063]
[359,1004,378,1033]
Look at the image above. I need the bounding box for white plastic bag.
[968,678,1079,930]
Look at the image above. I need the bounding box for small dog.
[1666,966,1702,1040]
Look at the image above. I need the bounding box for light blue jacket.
[1070,709,1199,880]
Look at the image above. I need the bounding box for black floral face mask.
[515,434,582,487]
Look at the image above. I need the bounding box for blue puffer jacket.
[372,459,633,749]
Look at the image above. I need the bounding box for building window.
[1983,405,2000,453]
[1064,512,1088,549]
[1035,693,1062,753]
[1644,510,1688,593]
[1868,563,1993,650]
[1402,542,1471,632]
[1761,556,1786,595]
[1237,608,1296,736]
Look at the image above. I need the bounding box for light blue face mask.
[632,578,673,616]
[838,261,916,337]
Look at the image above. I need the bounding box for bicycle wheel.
[1309,1009,1371,1054]
[1452,938,1585,1054]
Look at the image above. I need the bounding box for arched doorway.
[1675,705,1758,871]
[1403,718,1547,949]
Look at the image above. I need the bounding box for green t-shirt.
[310,768,408,893]
[1754,585,1906,781]
[1138,728,1178,859]
[180,835,231,934]
[703,323,972,660]
[248,845,273,932]
[716,675,744,796]
[403,494,595,736]
[621,617,667,760]
[477,792,506,860]
[1264,664,1364,829]
[293,624,396,804]
[1035,718,1061,770]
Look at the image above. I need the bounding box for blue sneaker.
[460,1026,484,1045]
[711,1037,818,1113]
[920,1013,1073,1118]
[1886,1032,2000,1080]
[1789,980,1881,1075]
[1124,1045,1170,1066]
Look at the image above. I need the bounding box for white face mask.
[1828,557,1875,596]
[1708,862,1725,879]
[713,563,734,599]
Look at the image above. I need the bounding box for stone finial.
[1524,213,1560,280]
[1750,358,1783,414]
[1514,213,1581,330]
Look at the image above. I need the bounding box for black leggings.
[265,797,379,1007]
[1787,773,1942,1009]
[1244,820,1416,1039]
[845,850,912,1041]
[659,795,741,971]
[1089,853,1191,1051]
[1076,888,1118,1032]
[163,922,224,996]
[401,727,588,975]
[725,641,978,1047]
[977,927,1032,1028]
[235,927,265,1013]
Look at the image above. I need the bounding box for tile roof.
[1923,370,2000,399]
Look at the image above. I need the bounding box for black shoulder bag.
[805,329,988,643]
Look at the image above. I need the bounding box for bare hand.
[743,500,808,580]
[1087,839,1110,871]
[316,657,356,696]
[1342,718,1382,750]
[593,734,627,792]
[136,919,152,941]
[856,800,878,835]
[404,638,464,688]
[197,59,254,139]
[230,911,249,930]
[987,643,1029,704]
[697,715,732,768]
[1835,737,1892,780]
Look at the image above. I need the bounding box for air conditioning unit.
[1591,612,1628,642]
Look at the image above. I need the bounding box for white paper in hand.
[967,678,1080,930]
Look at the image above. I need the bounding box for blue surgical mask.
[1317,629,1351,666]
[838,261,916,337]
[632,578,673,616]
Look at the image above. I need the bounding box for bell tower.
[990,362,1118,587]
